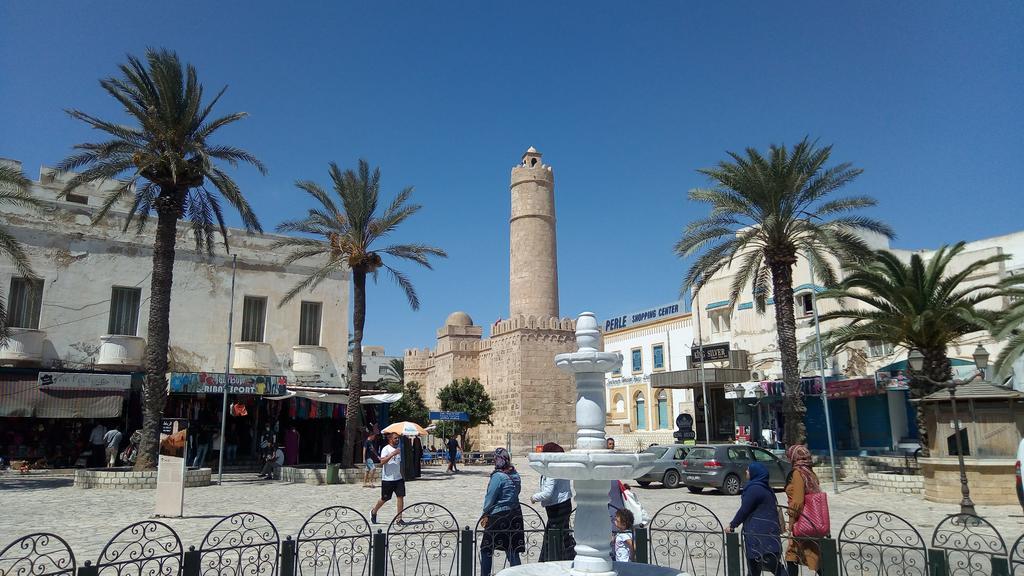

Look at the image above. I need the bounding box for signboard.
[604,301,685,332]
[169,372,286,395]
[155,418,189,518]
[690,343,730,366]
[429,411,469,422]
[38,372,131,391]
[606,374,650,388]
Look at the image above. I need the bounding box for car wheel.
[687,486,703,494]
[722,474,741,496]
[637,480,651,487]
[662,469,681,489]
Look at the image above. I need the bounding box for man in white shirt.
[370,433,404,525]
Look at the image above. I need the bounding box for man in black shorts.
[370,433,404,524]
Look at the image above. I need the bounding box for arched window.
[634,392,646,430]
[613,394,625,414]
[657,389,669,430]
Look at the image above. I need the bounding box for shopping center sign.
[168,372,286,395]
[604,301,685,331]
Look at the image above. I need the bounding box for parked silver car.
[681,444,792,496]
[634,444,690,489]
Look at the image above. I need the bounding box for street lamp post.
[907,344,990,517]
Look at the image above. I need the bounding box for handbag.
[792,490,830,537]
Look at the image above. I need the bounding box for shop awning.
[265,387,401,405]
[651,367,751,389]
[0,372,130,418]
[824,377,883,399]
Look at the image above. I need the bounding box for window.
[797,293,814,316]
[64,192,88,205]
[799,342,822,371]
[634,392,646,429]
[868,340,894,358]
[378,365,389,375]
[613,394,625,413]
[752,448,776,463]
[652,344,665,370]
[298,301,322,346]
[241,296,267,342]
[673,448,687,460]
[644,446,669,458]
[727,447,751,461]
[108,287,141,335]
[7,277,43,329]
[657,389,669,430]
[710,310,731,333]
[631,348,642,373]
[361,365,367,375]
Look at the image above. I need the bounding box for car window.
[727,447,751,461]
[686,448,715,460]
[673,448,687,460]
[752,448,776,463]
[644,447,669,458]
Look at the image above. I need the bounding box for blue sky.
[2,2,1022,355]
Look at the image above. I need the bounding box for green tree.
[386,380,430,426]
[437,377,495,451]
[58,49,264,469]
[816,243,1023,455]
[0,164,39,344]
[273,160,446,467]
[675,138,892,445]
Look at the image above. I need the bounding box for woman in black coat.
[726,462,785,576]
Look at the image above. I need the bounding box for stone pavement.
[1,462,1021,561]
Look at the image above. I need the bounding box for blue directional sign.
[429,411,469,422]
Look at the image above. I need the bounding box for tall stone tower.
[509,147,559,319]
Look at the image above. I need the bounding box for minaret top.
[520,146,543,168]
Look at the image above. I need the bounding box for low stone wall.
[837,455,920,481]
[919,457,1017,505]
[74,467,212,489]
[867,471,924,495]
[280,466,363,485]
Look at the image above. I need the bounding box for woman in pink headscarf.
[784,444,821,575]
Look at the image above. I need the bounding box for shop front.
[0,368,141,468]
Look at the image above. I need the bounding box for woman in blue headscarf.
[480,448,525,576]
[725,462,785,576]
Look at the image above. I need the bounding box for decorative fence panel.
[295,506,372,576]
[2,501,1023,576]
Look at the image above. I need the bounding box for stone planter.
[291,345,332,374]
[867,471,924,495]
[74,467,212,489]
[280,465,364,485]
[232,342,274,373]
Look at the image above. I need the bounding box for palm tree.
[816,243,1023,455]
[273,160,446,468]
[0,164,40,343]
[385,358,405,384]
[993,304,1024,383]
[675,138,892,445]
[57,49,265,469]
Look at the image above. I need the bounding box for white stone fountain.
[498,312,686,576]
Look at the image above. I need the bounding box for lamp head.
[972,344,990,371]
[907,349,925,373]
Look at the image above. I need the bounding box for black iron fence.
[1,501,1021,576]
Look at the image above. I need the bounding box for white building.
[0,159,350,387]
[652,228,1024,452]
[602,301,695,451]
[349,346,402,386]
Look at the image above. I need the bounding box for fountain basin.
[499,560,689,576]
[528,452,656,481]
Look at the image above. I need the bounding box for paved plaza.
[1,461,1021,560]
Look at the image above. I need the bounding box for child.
[613,508,635,563]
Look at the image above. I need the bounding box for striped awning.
[0,373,128,418]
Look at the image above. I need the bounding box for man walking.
[446,435,460,474]
[103,426,123,468]
[370,433,404,525]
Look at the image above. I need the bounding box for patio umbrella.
[382,421,428,437]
